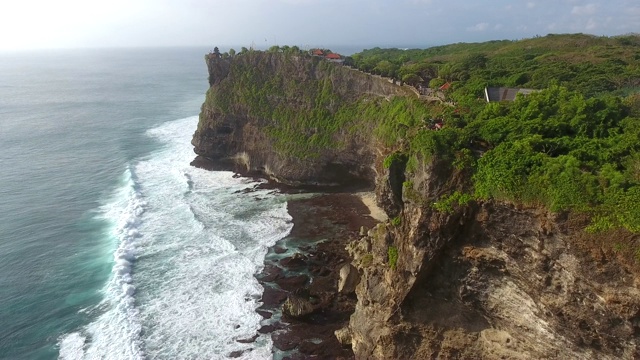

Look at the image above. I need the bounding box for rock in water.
[338,264,360,294]
[283,293,315,318]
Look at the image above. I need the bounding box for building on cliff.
[484,86,538,102]
[207,47,221,60]
[326,53,344,64]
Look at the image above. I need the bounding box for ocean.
[0,48,292,359]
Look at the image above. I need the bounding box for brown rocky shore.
[252,192,380,359]
[192,156,377,358]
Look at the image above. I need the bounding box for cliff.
[193,49,640,359]
[346,160,640,359]
[192,51,413,187]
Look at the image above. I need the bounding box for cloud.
[1,0,638,50]
[467,22,489,32]
[571,4,597,15]
[627,6,640,16]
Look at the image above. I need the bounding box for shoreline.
[192,156,385,358]
[254,193,381,359]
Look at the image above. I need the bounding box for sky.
[0,0,637,51]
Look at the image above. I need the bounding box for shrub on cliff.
[469,86,640,231]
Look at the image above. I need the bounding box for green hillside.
[350,33,640,98]
[350,34,640,233]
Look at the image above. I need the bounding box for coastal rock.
[260,287,287,307]
[335,326,352,345]
[236,334,259,344]
[337,263,360,294]
[272,333,299,351]
[279,253,307,269]
[275,274,309,292]
[256,264,283,282]
[298,340,325,355]
[283,292,315,318]
[256,310,272,319]
[257,325,276,334]
[273,246,287,254]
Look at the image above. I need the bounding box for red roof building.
[312,49,324,56]
[439,82,451,91]
[326,53,341,60]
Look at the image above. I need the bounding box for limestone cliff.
[192,51,412,187]
[193,51,640,359]
[346,160,640,359]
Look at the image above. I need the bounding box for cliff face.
[193,52,640,359]
[192,52,411,187]
[346,161,640,359]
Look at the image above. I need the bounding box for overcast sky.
[0,0,637,51]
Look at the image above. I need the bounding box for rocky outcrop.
[345,160,640,359]
[283,289,316,318]
[338,264,360,294]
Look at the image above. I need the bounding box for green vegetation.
[350,33,640,99]
[403,180,422,203]
[206,52,365,158]
[205,34,640,233]
[383,152,405,169]
[469,86,640,231]
[433,191,474,213]
[391,216,402,226]
[388,246,398,269]
[361,253,374,267]
[349,34,640,233]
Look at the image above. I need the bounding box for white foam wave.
[59,166,146,360]
[59,116,292,359]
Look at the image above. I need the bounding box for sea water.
[0,48,291,359]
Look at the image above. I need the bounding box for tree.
[462,53,488,70]
[229,48,236,57]
[374,60,398,78]
[290,45,301,54]
[402,73,422,87]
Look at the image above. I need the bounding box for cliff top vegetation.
[349,33,640,234]
[202,33,640,234]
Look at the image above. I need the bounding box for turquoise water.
[0,48,291,359]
